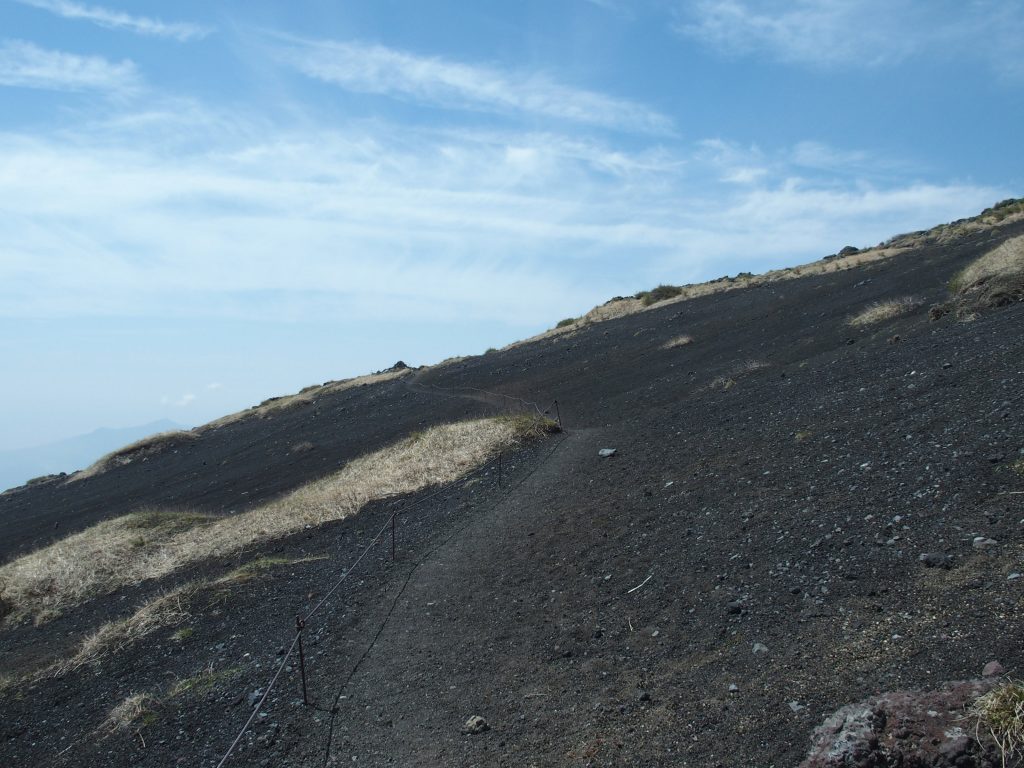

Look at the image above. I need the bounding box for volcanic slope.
[1,212,1023,767]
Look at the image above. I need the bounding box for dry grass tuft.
[100,693,160,734]
[198,368,411,432]
[217,555,327,586]
[0,416,535,623]
[848,296,921,327]
[952,235,1024,291]
[949,235,1024,312]
[69,431,199,483]
[969,680,1024,767]
[495,413,561,440]
[168,663,241,698]
[51,584,198,677]
[0,511,213,624]
[662,334,693,350]
[709,360,769,392]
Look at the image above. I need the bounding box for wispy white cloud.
[276,37,673,135]
[0,39,139,92]
[676,0,1024,77]
[0,107,1004,327]
[16,0,211,41]
[676,0,923,67]
[160,393,195,407]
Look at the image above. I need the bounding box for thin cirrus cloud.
[0,39,139,92]
[0,107,1004,329]
[16,0,211,42]
[277,37,674,135]
[676,0,924,67]
[676,0,1024,76]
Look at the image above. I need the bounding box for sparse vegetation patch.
[950,235,1024,307]
[69,431,199,483]
[0,416,551,623]
[662,334,693,350]
[218,555,328,586]
[52,584,199,677]
[637,284,683,306]
[168,664,242,699]
[198,367,412,432]
[848,296,921,327]
[969,680,1024,767]
[100,693,160,734]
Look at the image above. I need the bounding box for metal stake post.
[554,400,562,431]
[295,615,309,706]
[391,513,396,561]
[498,451,503,487]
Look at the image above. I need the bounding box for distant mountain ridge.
[0,420,185,492]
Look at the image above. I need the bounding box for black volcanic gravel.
[1,221,1023,767]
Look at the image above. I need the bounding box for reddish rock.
[799,679,1003,768]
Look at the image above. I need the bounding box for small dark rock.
[918,552,952,569]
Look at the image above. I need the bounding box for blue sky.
[0,0,1021,451]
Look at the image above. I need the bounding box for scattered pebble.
[982,661,1005,677]
[461,715,489,735]
[598,448,617,458]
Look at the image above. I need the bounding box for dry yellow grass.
[69,430,198,483]
[848,296,921,327]
[198,368,411,432]
[951,234,1024,293]
[168,663,241,698]
[0,416,536,623]
[969,680,1024,767]
[51,584,198,677]
[100,693,160,734]
[709,360,769,391]
[443,204,1024,362]
[662,334,694,350]
[67,369,414,484]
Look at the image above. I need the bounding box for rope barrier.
[215,632,301,768]
[211,382,564,767]
[318,430,570,767]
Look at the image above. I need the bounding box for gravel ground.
[1,220,1023,767]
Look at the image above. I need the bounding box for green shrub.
[639,284,682,306]
[555,318,577,328]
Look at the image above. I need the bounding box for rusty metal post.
[295,615,309,706]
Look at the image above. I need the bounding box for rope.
[211,381,563,767]
[213,453,503,766]
[214,632,301,768]
[319,431,570,766]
